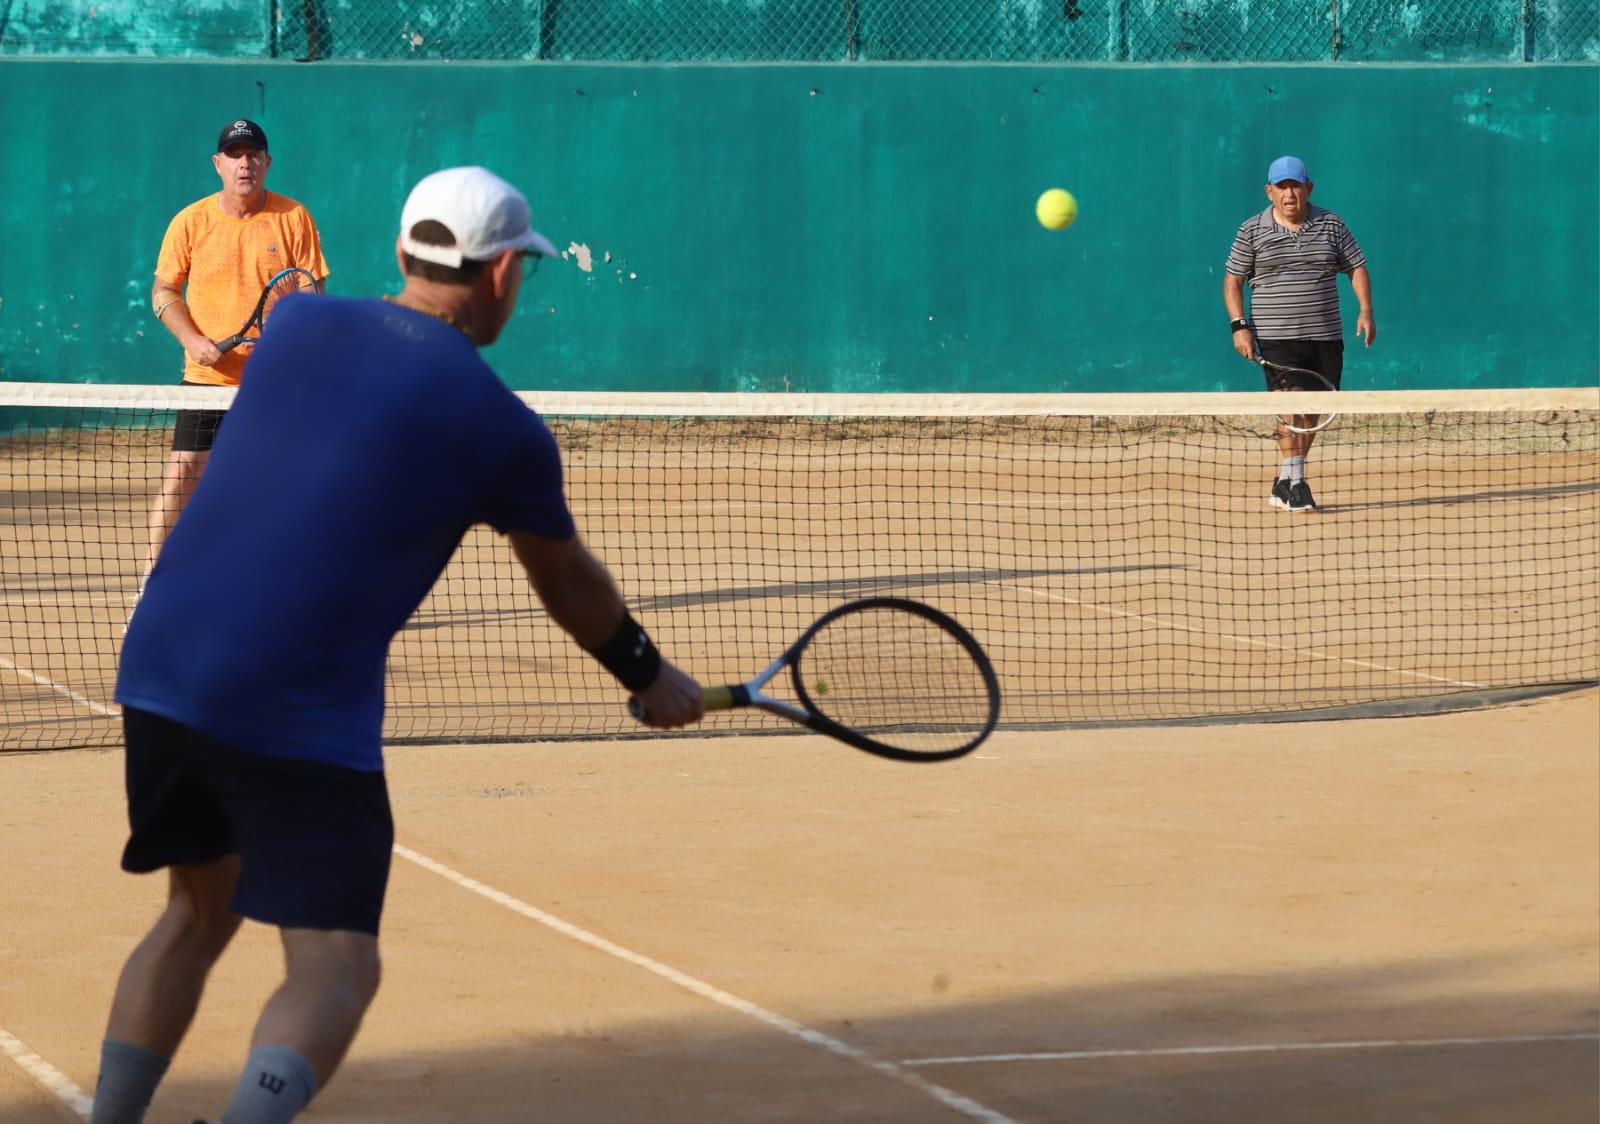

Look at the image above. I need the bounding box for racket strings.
[260,270,316,321]
[798,608,994,754]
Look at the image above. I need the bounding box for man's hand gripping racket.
[216,267,318,353]
[630,597,1001,763]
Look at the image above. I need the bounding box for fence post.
[1522,0,1536,61]
[1109,0,1128,60]
[299,0,324,60]
[535,0,555,59]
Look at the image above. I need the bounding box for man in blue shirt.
[92,167,703,1124]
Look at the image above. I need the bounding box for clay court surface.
[3,401,1597,1119]
[3,687,1596,1123]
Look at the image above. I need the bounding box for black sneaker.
[1269,478,1292,510]
[1288,481,1318,512]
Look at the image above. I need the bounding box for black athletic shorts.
[171,381,227,453]
[121,707,394,935]
[1257,338,1343,391]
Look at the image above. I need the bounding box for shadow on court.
[4,695,1594,1123]
[11,960,1592,1124]
[1304,478,1599,517]
[399,563,1180,632]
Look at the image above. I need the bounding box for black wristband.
[1230,318,1250,333]
[587,611,662,692]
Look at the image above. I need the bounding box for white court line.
[393,843,1017,1124]
[0,1025,92,1119]
[901,1031,1600,1067]
[1000,582,1487,690]
[0,655,119,717]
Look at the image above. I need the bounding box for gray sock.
[219,1045,317,1124]
[88,1038,170,1124]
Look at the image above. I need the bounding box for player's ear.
[1304,179,1313,197]
[394,236,408,278]
[488,249,518,298]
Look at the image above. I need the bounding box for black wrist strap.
[587,611,662,692]
[1230,318,1250,332]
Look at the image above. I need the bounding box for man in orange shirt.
[143,119,330,582]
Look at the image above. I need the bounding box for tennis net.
[2,382,1596,751]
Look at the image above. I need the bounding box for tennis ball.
[813,678,830,696]
[1036,188,1078,231]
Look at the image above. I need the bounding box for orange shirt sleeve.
[286,203,331,282]
[154,205,196,289]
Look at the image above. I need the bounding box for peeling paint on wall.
[565,242,594,273]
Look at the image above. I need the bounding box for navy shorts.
[1258,339,1343,391]
[121,707,394,935]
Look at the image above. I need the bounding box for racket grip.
[702,685,738,711]
[626,684,743,723]
[215,333,245,354]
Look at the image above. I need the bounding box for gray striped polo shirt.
[1224,205,1366,341]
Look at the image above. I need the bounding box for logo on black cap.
[217,119,269,153]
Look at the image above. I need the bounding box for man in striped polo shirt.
[1223,155,1375,512]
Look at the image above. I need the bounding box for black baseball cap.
[217,119,269,153]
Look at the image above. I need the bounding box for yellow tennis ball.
[1036,188,1078,231]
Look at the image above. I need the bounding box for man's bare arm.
[1223,273,1255,360]
[1222,273,1247,321]
[151,277,222,368]
[1349,266,1376,347]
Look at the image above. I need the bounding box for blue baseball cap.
[1267,155,1309,184]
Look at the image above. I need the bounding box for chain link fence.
[4,0,1596,61]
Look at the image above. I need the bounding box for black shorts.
[121,707,394,935]
[1258,339,1343,391]
[171,382,227,453]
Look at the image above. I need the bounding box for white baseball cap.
[399,166,559,268]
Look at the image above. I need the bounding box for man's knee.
[163,450,208,488]
[339,941,381,1008]
[284,930,381,1010]
[166,859,243,956]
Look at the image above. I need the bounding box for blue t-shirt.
[117,295,575,770]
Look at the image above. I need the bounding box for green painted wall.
[0,59,1595,391]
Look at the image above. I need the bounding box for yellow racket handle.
[627,683,741,722]
[702,685,737,711]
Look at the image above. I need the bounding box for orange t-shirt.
[154,191,331,386]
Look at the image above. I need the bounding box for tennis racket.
[1256,355,1339,434]
[629,597,1001,763]
[216,267,318,353]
